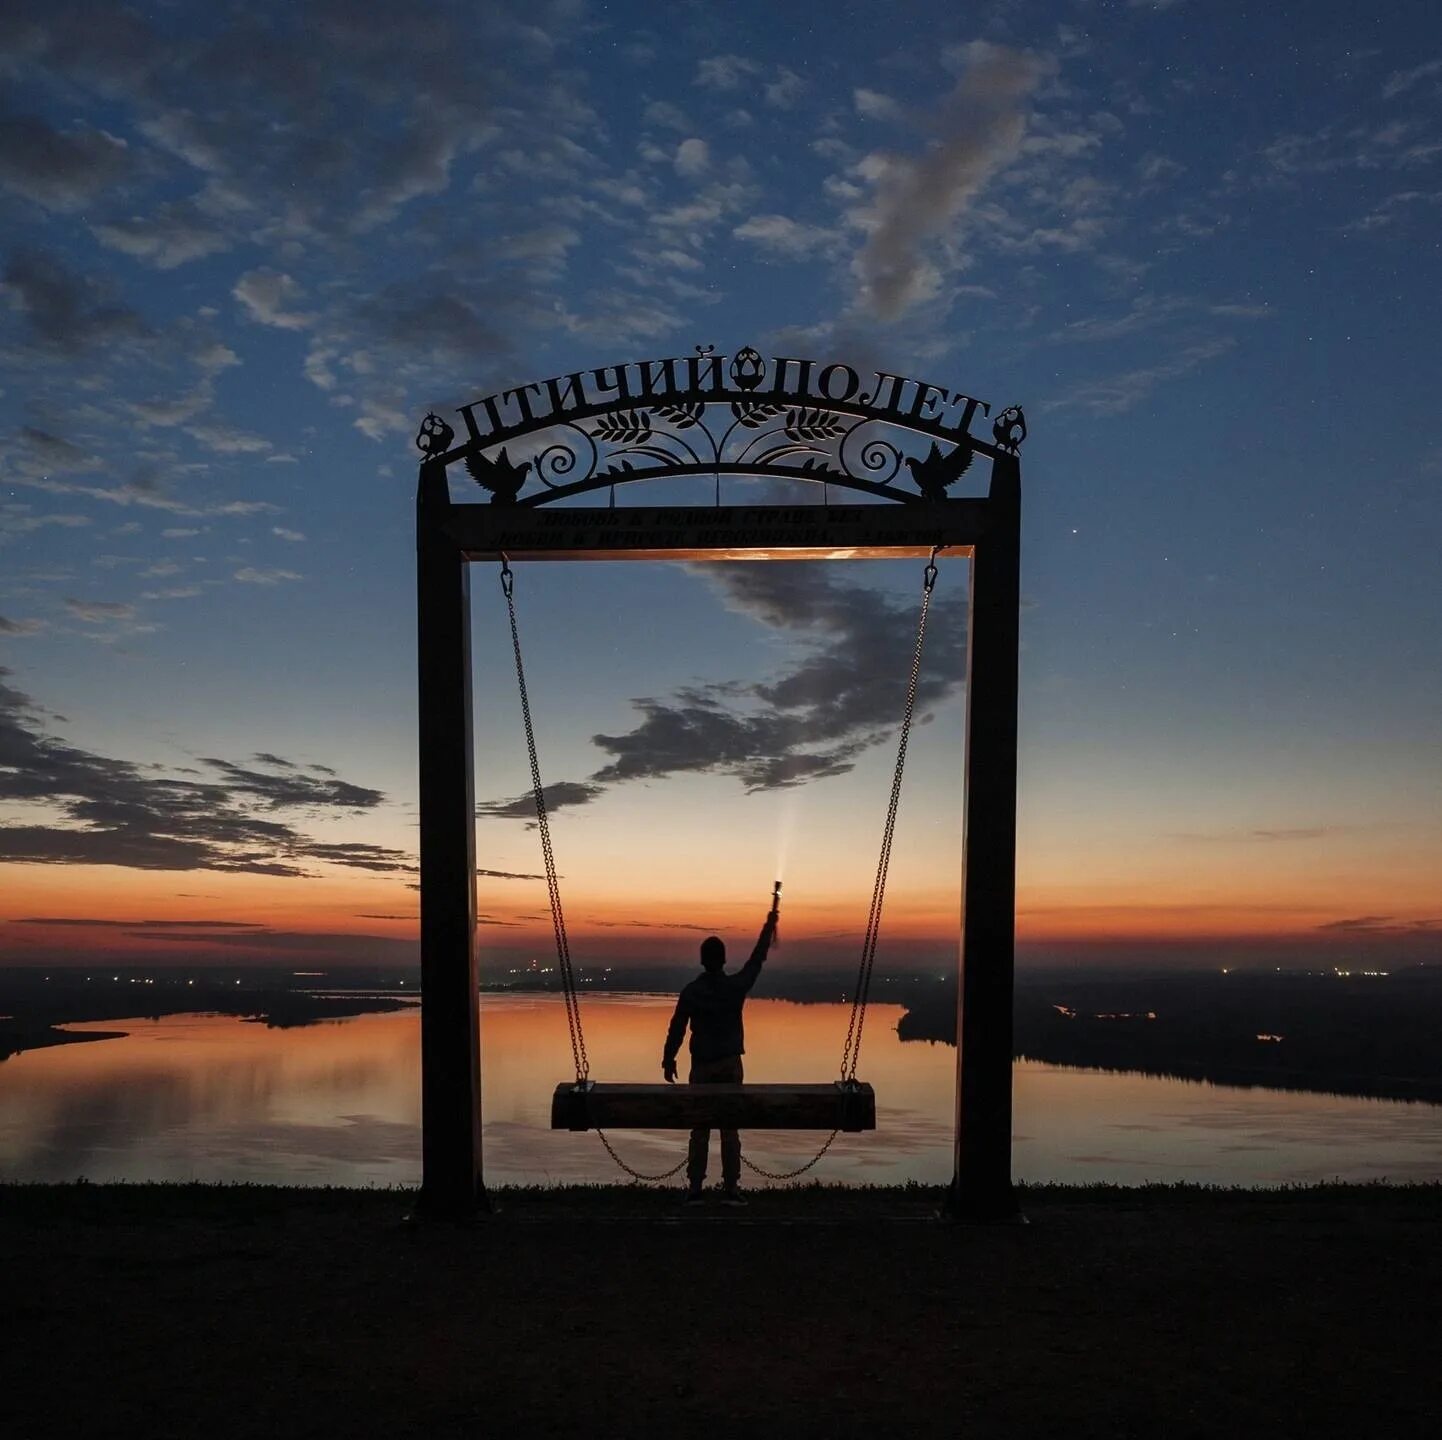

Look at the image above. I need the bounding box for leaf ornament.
[730,399,783,428]
[589,409,653,444]
[784,407,845,443]
[654,401,704,429]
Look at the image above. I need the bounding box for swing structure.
[414,346,1024,1220]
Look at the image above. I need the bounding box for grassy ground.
[3,1182,1439,1439]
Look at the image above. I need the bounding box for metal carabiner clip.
[923,544,941,592]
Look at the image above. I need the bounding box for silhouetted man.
[662,899,778,1205]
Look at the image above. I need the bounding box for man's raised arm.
[737,909,778,992]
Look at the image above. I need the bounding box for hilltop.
[2,1181,1438,1438]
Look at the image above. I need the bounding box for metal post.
[947,451,1021,1221]
[416,459,485,1215]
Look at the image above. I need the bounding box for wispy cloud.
[477,564,966,818]
[1043,337,1235,415]
[0,112,132,211]
[11,916,263,928]
[0,614,46,635]
[234,567,301,585]
[0,668,411,877]
[1172,825,1332,844]
[847,41,1051,320]
[1381,58,1442,100]
[1317,915,1441,933]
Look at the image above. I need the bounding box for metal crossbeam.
[444,500,986,563]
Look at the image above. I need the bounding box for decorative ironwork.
[464,446,530,502]
[905,440,976,499]
[992,405,1027,452]
[415,411,454,456]
[729,346,765,391]
[423,347,1023,507]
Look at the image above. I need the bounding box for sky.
[2,0,1440,974]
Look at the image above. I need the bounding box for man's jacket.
[663,918,774,1065]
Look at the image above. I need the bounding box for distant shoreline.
[5,967,1441,1110]
[0,979,415,1063]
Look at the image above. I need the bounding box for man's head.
[699,935,726,972]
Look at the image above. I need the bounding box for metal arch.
[416,347,1025,510]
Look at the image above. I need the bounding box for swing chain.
[500,555,589,1083]
[838,545,942,1083]
[740,1129,839,1181]
[595,1129,689,1182]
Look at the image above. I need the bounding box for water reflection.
[1,995,1439,1188]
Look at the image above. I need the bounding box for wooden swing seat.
[551,1081,876,1132]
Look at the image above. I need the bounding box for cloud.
[850,41,1049,320]
[64,598,136,622]
[272,526,305,541]
[675,138,710,177]
[232,269,313,329]
[234,567,301,585]
[733,214,839,259]
[644,100,690,132]
[1382,58,1442,100]
[854,89,902,122]
[298,842,416,872]
[11,425,97,474]
[476,867,549,880]
[1174,825,1331,844]
[1138,152,1186,185]
[1044,338,1235,415]
[0,4,687,458]
[695,55,760,91]
[476,781,606,820]
[1245,121,1442,187]
[195,755,384,811]
[592,919,717,931]
[351,115,464,230]
[1344,188,1442,233]
[764,68,804,109]
[1051,294,1192,343]
[0,614,46,635]
[0,668,411,877]
[593,565,965,790]
[185,421,272,454]
[92,200,232,269]
[477,565,966,816]
[132,383,216,428]
[0,111,131,210]
[141,586,203,601]
[2,248,146,353]
[1317,916,1441,933]
[1317,915,1392,931]
[0,504,93,544]
[11,917,263,928]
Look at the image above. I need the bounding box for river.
[2,994,1439,1187]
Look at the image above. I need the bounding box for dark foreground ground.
[3,1183,1440,1439]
